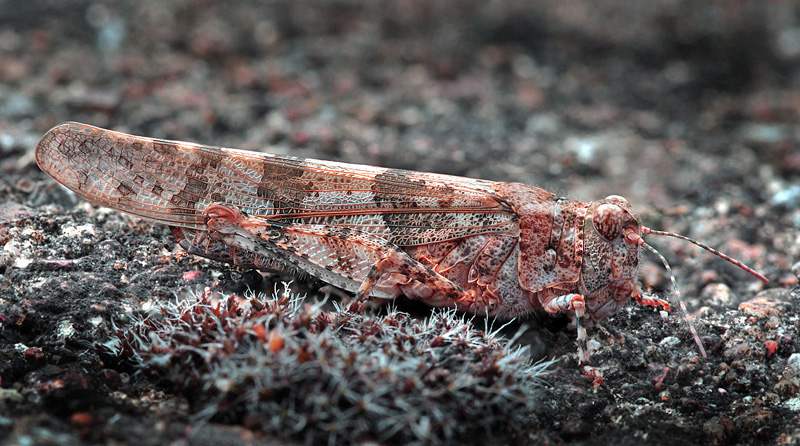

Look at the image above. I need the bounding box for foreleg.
[544,294,604,384]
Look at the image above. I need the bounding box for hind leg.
[203,203,484,312]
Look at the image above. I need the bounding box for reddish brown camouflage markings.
[152,140,179,156]
[554,204,580,268]
[471,235,517,286]
[251,156,322,220]
[371,169,434,238]
[168,176,206,214]
[117,181,136,198]
[369,169,506,247]
[372,169,428,209]
[324,226,353,239]
[436,183,456,208]
[413,239,460,265]
[434,236,489,284]
[36,122,769,379]
[492,182,581,294]
[117,152,135,171]
[166,147,225,215]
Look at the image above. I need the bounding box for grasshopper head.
[579,193,768,359]
[580,195,643,320]
[579,194,768,322]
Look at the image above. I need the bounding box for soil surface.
[1,1,799,445]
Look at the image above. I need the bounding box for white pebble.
[784,353,800,380]
[659,336,681,348]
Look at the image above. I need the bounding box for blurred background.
[2,0,799,205]
[1,1,799,444]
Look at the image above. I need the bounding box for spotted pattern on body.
[36,122,769,381]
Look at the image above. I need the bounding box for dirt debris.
[1,1,799,445]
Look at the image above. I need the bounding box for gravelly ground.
[1,1,799,445]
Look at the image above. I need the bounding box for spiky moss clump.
[101,285,550,445]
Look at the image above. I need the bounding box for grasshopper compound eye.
[592,203,625,241]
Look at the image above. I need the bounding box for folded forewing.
[36,122,518,246]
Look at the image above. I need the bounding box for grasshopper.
[36,122,768,380]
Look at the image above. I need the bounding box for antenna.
[640,226,769,283]
[624,225,768,359]
[641,241,707,359]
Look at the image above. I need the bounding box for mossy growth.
[100,284,550,445]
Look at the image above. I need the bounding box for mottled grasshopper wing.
[36,122,524,307]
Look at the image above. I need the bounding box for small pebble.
[701,283,732,306]
[565,136,598,164]
[659,336,681,348]
[775,379,798,396]
[765,341,779,358]
[791,261,800,279]
[779,274,799,286]
[742,123,787,144]
[771,184,800,207]
[784,353,800,380]
[182,270,204,282]
[70,412,93,428]
[724,342,752,359]
[738,291,790,318]
[784,396,800,412]
[586,339,602,356]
